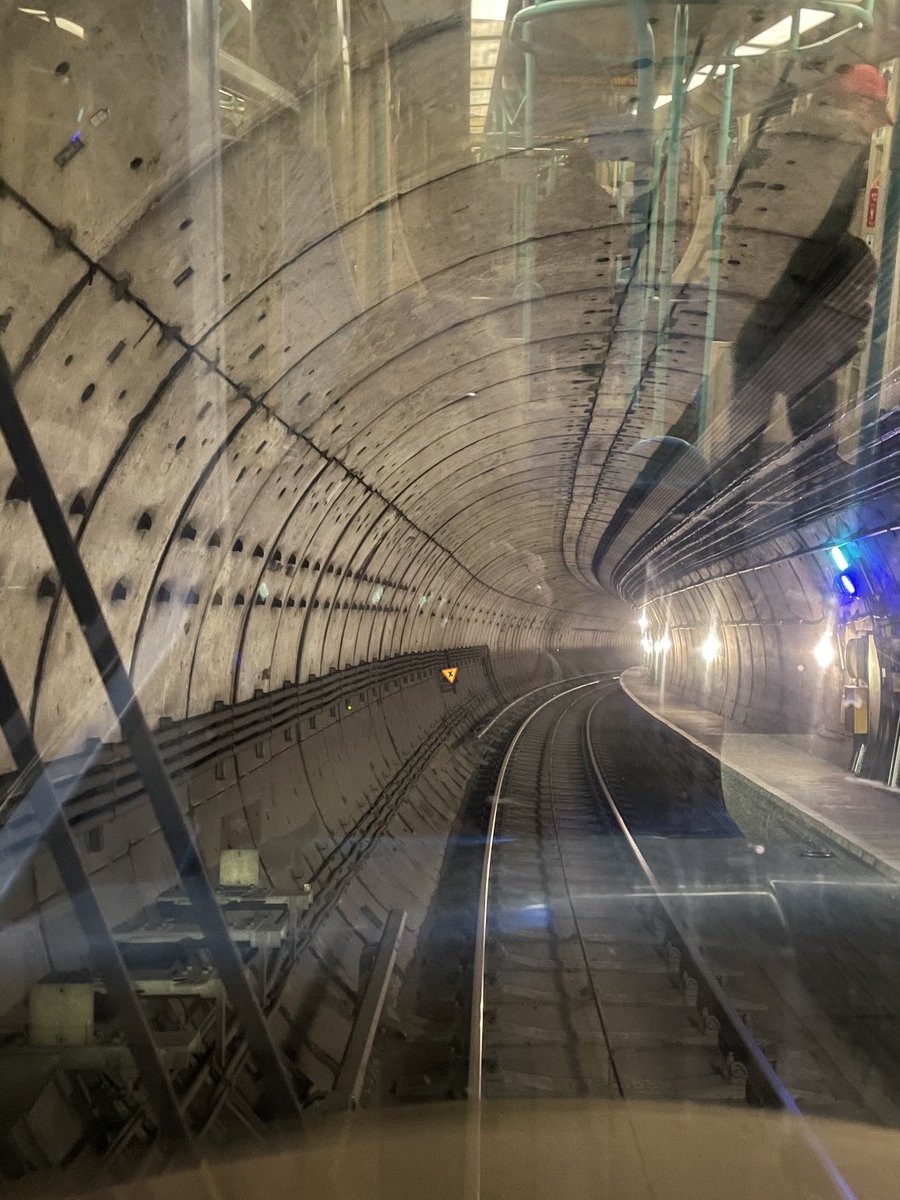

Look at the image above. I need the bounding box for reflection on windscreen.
[2,1,900,1196]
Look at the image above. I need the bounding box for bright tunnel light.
[641,635,654,654]
[638,612,649,632]
[700,631,722,663]
[839,573,857,597]
[656,633,672,654]
[735,8,834,55]
[471,0,508,16]
[830,546,849,571]
[814,633,836,669]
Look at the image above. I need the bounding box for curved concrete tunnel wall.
[0,6,635,1077]
[642,515,900,751]
[0,652,518,1027]
[648,556,840,732]
[6,0,899,1112]
[0,11,630,773]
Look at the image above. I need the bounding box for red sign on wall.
[867,180,880,229]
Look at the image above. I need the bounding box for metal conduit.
[652,4,689,436]
[698,47,736,441]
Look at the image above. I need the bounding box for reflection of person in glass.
[719,65,892,486]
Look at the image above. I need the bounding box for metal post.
[645,134,665,319]
[862,99,900,460]
[652,4,689,436]
[699,50,736,439]
[523,20,535,151]
[0,350,301,1122]
[0,659,196,1159]
[625,3,656,403]
[518,13,538,396]
[373,48,391,299]
[789,6,801,50]
[809,0,874,22]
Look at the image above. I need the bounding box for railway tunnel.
[4,0,900,1192]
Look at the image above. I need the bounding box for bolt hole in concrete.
[55,61,69,75]
[130,156,143,170]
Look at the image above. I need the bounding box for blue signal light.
[838,573,857,596]
[830,546,849,571]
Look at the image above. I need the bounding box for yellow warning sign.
[441,667,458,685]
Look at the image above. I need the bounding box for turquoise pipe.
[804,0,874,23]
[699,51,736,440]
[651,3,688,436]
[645,134,665,321]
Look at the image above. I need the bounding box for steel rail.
[464,677,604,1200]
[544,687,626,1097]
[583,693,860,1200]
[475,670,612,739]
[467,677,603,1100]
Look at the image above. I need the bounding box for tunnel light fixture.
[656,633,672,654]
[54,16,84,36]
[638,612,649,632]
[655,63,730,108]
[641,635,653,654]
[19,7,85,35]
[700,631,722,663]
[735,8,833,56]
[829,546,850,571]
[838,573,857,597]
[814,633,836,669]
[471,0,507,16]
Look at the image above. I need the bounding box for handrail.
[509,0,874,38]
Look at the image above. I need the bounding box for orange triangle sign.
[441,667,458,685]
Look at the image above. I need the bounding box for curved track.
[469,680,860,1198]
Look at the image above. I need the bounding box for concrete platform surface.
[620,667,900,884]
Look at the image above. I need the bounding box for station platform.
[619,667,900,884]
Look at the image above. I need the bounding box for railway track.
[468,679,860,1198]
[375,668,621,1105]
